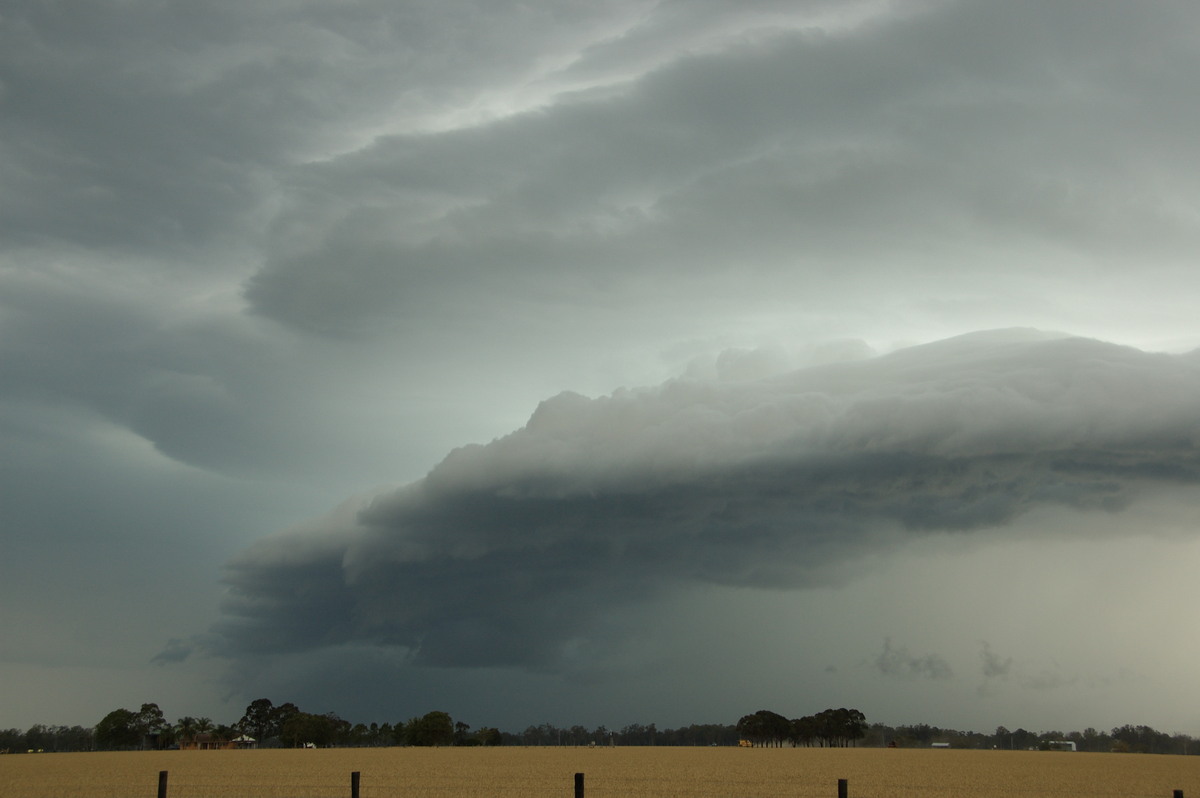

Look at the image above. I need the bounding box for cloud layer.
[6,0,1200,732]
[210,331,1200,670]
[239,0,1200,343]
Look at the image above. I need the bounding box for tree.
[95,709,140,750]
[324,713,352,746]
[133,703,170,749]
[737,710,789,747]
[174,717,199,746]
[789,715,817,747]
[348,723,370,747]
[475,727,503,746]
[280,712,338,748]
[1111,724,1167,754]
[829,708,867,747]
[403,712,455,746]
[377,723,395,747]
[1009,728,1038,750]
[234,698,303,746]
[237,696,277,739]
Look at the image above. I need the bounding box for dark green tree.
[238,698,274,741]
[23,725,53,752]
[347,723,369,746]
[377,722,395,746]
[737,710,790,747]
[95,708,140,750]
[134,703,169,749]
[789,715,818,747]
[737,712,764,746]
[403,711,455,746]
[475,726,503,746]
[324,713,352,746]
[175,716,199,746]
[280,712,338,748]
[829,708,867,747]
[1009,728,1038,750]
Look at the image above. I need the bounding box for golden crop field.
[3,746,1200,798]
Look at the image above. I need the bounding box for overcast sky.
[3,0,1200,737]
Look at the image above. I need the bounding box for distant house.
[931,742,951,748]
[1047,741,1077,752]
[179,734,229,751]
[179,734,256,751]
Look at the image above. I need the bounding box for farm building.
[179,734,256,751]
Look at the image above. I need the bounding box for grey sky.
[2,0,1199,735]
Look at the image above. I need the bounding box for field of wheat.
[3,746,1200,798]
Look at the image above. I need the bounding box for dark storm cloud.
[205,332,1200,670]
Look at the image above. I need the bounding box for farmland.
[3,746,1200,798]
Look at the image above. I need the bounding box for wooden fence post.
[351,771,361,798]
[837,778,848,798]
[1173,791,1183,798]
[157,770,168,798]
[574,772,585,798]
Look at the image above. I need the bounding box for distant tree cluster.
[95,703,172,750]
[4,698,1199,755]
[737,708,868,748]
[866,722,1199,755]
[80,699,503,751]
[0,724,93,754]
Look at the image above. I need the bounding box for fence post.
[574,772,585,798]
[837,778,848,798]
[157,771,168,798]
[351,771,360,798]
[1173,791,1183,798]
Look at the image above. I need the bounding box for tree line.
[866,722,1199,755]
[83,699,503,751]
[2,698,1198,755]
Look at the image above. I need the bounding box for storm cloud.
[6,0,1200,733]
[211,331,1200,669]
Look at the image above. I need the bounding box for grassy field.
[3,746,1200,798]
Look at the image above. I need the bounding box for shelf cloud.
[208,331,1200,670]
